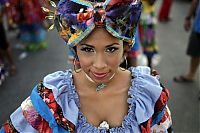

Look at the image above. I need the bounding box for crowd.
[0,0,53,85]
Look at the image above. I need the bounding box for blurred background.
[0,0,199,132]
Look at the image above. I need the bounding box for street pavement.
[0,0,199,132]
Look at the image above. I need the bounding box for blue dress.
[0,66,172,133]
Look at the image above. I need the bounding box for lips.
[92,72,108,79]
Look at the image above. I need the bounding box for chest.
[78,90,129,128]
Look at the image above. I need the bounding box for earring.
[120,56,128,71]
[73,55,81,73]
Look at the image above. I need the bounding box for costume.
[1,66,172,133]
[187,1,200,57]
[5,0,47,51]
[0,1,172,132]
[53,0,142,65]
[140,0,158,67]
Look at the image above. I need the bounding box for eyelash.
[105,47,119,53]
[80,47,119,53]
[80,47,94,52]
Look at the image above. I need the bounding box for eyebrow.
[80,43,120,48]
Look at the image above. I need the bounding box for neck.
[84,71,116,92]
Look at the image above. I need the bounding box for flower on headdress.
[44,0,142,48]
[77,11,93,22]
[68,30,83,44]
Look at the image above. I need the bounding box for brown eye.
[105,47,119,53]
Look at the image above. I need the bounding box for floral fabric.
[140,0,158,57]
[55,0,142,47]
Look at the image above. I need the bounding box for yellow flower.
[68,30,83,43]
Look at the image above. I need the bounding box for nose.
[93,54,107,69]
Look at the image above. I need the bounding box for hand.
[184,18,191,32]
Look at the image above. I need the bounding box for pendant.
[96,83,107,91]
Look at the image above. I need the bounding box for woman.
[0,0,172,132]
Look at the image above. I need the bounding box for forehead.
[78,28,121,47]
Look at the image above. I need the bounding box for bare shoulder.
[112,69,131,92]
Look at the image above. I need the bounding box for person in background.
[0,0,173,132]
[158,0,173,22]
[6,0,48,52]
[174,0,200,82]
[0,3,16,75]
[140,0,159,68]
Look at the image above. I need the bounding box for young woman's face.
[76,28,124,84]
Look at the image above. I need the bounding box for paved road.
[0,0,199,132]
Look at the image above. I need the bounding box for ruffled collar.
[69,67,140,132]
[44,66,162,132]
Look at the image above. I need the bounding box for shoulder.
[128,66,165,122]
[129,66,161,93]
[128,67,172,132]
[129,66,167,107]
[43,70,73,90]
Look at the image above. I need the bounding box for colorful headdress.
[44,0,142,48]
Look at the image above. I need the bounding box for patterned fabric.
[21,97,52,133]
[140,0,158,57]
[2,120,18,133]
[37,83,75,133]
[53,0,142,47]
[0,66,172,133]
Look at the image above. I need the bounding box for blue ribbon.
[30,85,69,133]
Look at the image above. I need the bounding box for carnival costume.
[139,0,158,67]
[4,0,47,51]
[0,0,172,132]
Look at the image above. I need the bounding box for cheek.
[78,54,93,69]
[107,52,123,67]
[108,56,122,66]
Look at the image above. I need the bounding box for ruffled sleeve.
[128,66,162,124]
[0,70,78,133]
[43,70,79,125]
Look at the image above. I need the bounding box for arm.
[184,0,198,31]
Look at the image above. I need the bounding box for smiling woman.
[76,28,124,89]
[0,0,173,133]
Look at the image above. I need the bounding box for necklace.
[85,73,115,92]
[96,83,107,91]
